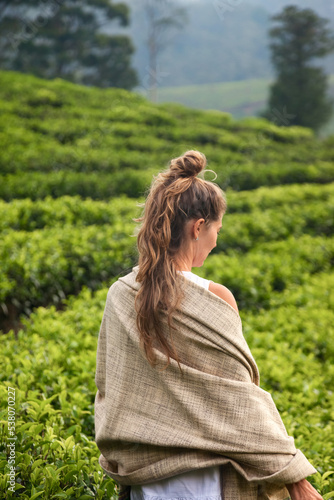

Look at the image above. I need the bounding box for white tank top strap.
[178,270,212,290]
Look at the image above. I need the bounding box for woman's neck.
[174,256,192,273]
[174,252,192,272]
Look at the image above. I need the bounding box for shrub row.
[0,195,143,234]
[1,227,332,329]
[1,159,334,202]
[1,189,333,255]
[1,183,334,234]
[0,126,326,175]
[218,161,334,192]
[0,121,330,175]
[0,169,155,201]
[225,182,334,213]
[0,222,138,326]
[217,197,334,252]
[201,234,334,311]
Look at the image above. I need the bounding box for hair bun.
[169,150,207,178]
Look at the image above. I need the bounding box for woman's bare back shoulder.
[208,281,239,313]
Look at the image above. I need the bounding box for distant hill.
[148,75,334,138]
[154,78,272,117]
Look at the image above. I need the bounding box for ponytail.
[133,150,227,373]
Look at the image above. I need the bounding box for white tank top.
[130,270,222,500]
[178,270,212,290]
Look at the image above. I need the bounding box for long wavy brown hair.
[133,150,227,373]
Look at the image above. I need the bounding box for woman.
[94,150,323,500]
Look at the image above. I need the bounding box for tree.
[0,0,138,90]
[143,0,187,102]
[263,5,334,132]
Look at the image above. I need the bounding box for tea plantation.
[0,70,333,499]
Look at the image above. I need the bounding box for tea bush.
[0,70,333,201]
[0,286,118,499]
[0,222,137,321]
[1,269,333,498]
[1,182,334,235]
[1,190,333,323]
[1,69,333,499]
[0,195,142,234]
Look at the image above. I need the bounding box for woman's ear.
[193,218,205,238]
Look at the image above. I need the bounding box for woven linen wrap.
[94,265,316,500]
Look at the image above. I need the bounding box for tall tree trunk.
[148,36,157,102]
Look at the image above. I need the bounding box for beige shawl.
[94,265,316,500]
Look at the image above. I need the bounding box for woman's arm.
[286,478,323,499]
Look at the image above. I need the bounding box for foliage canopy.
[0,0,138,89]
[264,5,334,132]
